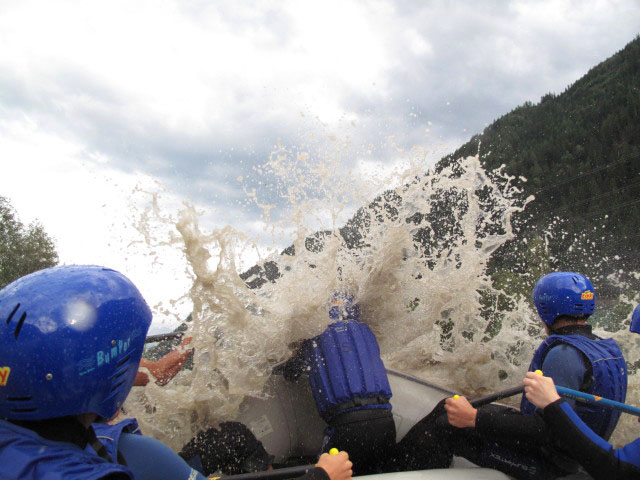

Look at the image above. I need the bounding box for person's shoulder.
[542,344,589,389]
[547,341,580,352]
[543,343,587,367]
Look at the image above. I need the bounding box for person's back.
[388,272,628,480]
[0,417,135,480]
[520,272,627,441]
[522,304,640,480]
[285,293,395,475]
[305,319,393,423]
[520,326,626,440]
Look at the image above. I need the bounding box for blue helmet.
[328,292,360,321]
[0,265,152,421]
[631,305,640,334]
[532,272,596,327]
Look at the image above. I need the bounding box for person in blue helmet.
[520,304,640,479]
[282,293,395,475]
[388,272,627,480]
[631,304,640,334]
[0,266,353,480]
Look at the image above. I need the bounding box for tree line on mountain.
[442,35,640,327]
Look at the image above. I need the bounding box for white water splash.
[123,152,639,450]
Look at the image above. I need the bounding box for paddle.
[555,385,640,417]
[209,449,344,480]
[145,331,184,344]
[464,382,640,415]
[438,369,640,428]
[209,464,316,480]
[467,385,525,408]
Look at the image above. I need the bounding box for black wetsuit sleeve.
[298,467,330,480]
[282,341,309,382]
[475,403,551,445]
[543,399,640,480]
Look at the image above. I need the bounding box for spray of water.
[124,151,639,450]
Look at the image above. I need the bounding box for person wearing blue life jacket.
[521,303,640,480]
[0,266,353,480]
[388,272,627,480]
[633,304,640,334]
[283,293,395,475]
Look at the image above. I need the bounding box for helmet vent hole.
[111,367,128,382]
[7,396,32,402]
[115,353,133,370]
[13,312,27,339]
[10,408,37,413]
[110,379,127,393]
[5,304,20,324]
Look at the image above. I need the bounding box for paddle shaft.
[455,384,640,417]
[469,385,524,408]
[216,464,315,480]
[144,332,184,344]
[556,385,640,417]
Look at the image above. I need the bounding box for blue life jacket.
[0,418,135,480]
[521,334,627,440]
[305,320,392,422]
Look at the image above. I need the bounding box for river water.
[124,153,640,450]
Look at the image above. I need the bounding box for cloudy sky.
[1,0,638,329]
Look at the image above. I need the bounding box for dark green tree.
[439,35,640,299]
[0,196,58,289]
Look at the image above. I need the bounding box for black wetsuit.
[180,422,273,476]
[386,398,574,479]
[282,320,396,476]
[387,325,620,479]
[179,421,334,480]
[542,399,640,480]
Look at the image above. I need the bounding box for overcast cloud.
[0,0,638,328]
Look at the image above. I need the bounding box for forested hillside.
[440,35,640,312]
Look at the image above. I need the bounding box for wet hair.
[550,314,590,331]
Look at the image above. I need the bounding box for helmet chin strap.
[86,424,116,462]
[84,421,128,466]
[86,426,129,466]
[74,413,118,462]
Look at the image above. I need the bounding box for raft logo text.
[0,367,10,386]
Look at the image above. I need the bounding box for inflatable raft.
[233,368,512,479]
